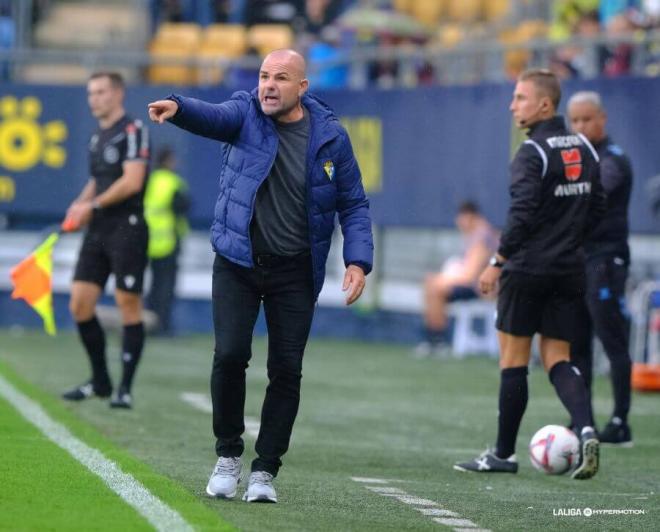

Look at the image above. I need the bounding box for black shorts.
[73,214,148,293]
[496,270,586,341]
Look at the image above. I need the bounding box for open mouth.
[263,95,279,104]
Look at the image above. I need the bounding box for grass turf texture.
[0,359,233,532]
[1,329,658,531]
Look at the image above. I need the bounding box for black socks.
[119,322,145,393]
[495,366,528,459]
[77,316,110,392]
[549,361,593,431]
[610,355,631,422]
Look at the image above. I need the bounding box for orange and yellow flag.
[10,233,59,335]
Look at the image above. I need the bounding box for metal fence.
[1,29,659,87]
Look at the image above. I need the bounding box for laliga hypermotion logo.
[0,96,68,201]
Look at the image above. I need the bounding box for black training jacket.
[498,116,606,275]
[584,136,632,265]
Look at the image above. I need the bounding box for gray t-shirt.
[251,108,311,256]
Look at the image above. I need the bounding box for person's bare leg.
[423,273,449,331]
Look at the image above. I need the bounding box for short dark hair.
[89,71,125,89]
[519,68,561,108]
[457,201,480,215]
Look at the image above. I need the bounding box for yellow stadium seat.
[434,23,464,48]
[392,0,414,14]
[154,22,202,48]
[196,24,248,84]
[498,20,548,80]
[411,0,446,26]
[247,24,294,57]
[447,0,482,23]
[484,0,511,21]
[514,19,549,41]
[202,24,247,57]
[148,22,204,85]
[149,44,198,85]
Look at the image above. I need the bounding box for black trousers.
[211,253,315,476]
[571,257,632,421]
[146,248,179,333]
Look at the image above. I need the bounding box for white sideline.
[180,392,260,438]
[0,374,193,532]
[353,477,491,532]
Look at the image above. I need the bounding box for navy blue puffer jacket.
[168,90,373,299]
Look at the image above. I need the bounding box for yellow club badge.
[323,160,335,181]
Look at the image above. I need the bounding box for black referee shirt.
[498,116,606,275]
[88,114,149,222]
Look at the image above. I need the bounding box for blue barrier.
[1,77,659,231]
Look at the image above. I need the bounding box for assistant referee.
[62,72,149,409]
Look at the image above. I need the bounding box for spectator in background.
[304,0,345,34]
[602,12,636,76]
[600,0,639,26]
[414,201,498,358]
[551,10,608,79]
[307,26,349,88]
[550,0,600,41]
[245,0,305,27]
[0,1,14,80]
[144,147,190,336]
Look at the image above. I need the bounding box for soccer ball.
[529,425,579,475]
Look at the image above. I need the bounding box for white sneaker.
[206,457,242,498]
[242,471,277,503]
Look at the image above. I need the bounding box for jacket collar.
[592,135,611,152]
[526,115,566,137]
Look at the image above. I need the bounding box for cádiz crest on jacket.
[323,160,335,181]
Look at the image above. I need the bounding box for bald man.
[568,91,634,446]
[148,50,373,502]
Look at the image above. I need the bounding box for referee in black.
[455,69,606,479]
[62,72,149,409]
[568,91,634,446]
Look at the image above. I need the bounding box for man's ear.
[299,78,309,97]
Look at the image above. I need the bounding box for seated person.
[415,201,498,357]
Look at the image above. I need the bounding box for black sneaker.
[109,388,132,409]
[599,418,633,447]
[62,380,112,401]
[454,449,518,473]
[572,427,599,480]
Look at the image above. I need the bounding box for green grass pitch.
[1,329,658,531]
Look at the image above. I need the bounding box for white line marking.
[352,477,491,531]
[0,374,193,532]
[180,392,260,438]
[245,418,261,439]
[395,495,438,506]
[365,486,407,495]
[416,508,459,517]
[351,476,403,484]
[180,391,212,413]
[433,517,478,527]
